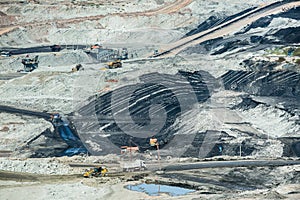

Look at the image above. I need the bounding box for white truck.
[121,160,147,172]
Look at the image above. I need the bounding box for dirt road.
[163,159,300,171]
[144,0,192,15]
[0,170,81,182]
[0,73,24,80]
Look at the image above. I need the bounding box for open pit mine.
[0,0,300,199]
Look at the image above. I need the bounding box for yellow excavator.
[83,166,108,178]
[107,60,122,69]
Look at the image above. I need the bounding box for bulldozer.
[83,167,108,178]
[107,60,122,69]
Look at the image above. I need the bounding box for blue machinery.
[51,113,88,156]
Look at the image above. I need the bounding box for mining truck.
[50,44,61,52]
[121,160,147,172]
[107,60,122,69]
[1,51,11,57]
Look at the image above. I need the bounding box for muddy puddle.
[125,183,195,196]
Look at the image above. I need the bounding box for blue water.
[125,183,195,196]
[63,147,87,156]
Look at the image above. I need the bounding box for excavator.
[83,166,108,178]
[20,55,39,72]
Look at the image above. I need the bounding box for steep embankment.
[183,5,300,57]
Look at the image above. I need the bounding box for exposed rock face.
[0,1,300,199]
[184,7,256,38]
[183,6,300,56]
[71,69,300,158]
[74,71,211,155]
[272,27,300,44]
[221,70,300,98]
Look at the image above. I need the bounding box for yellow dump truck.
[107,60,122,69]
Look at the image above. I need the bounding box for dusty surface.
[0,160,300,200]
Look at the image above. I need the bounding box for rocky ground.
[0,157,300,200]
[0,0,300,199]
